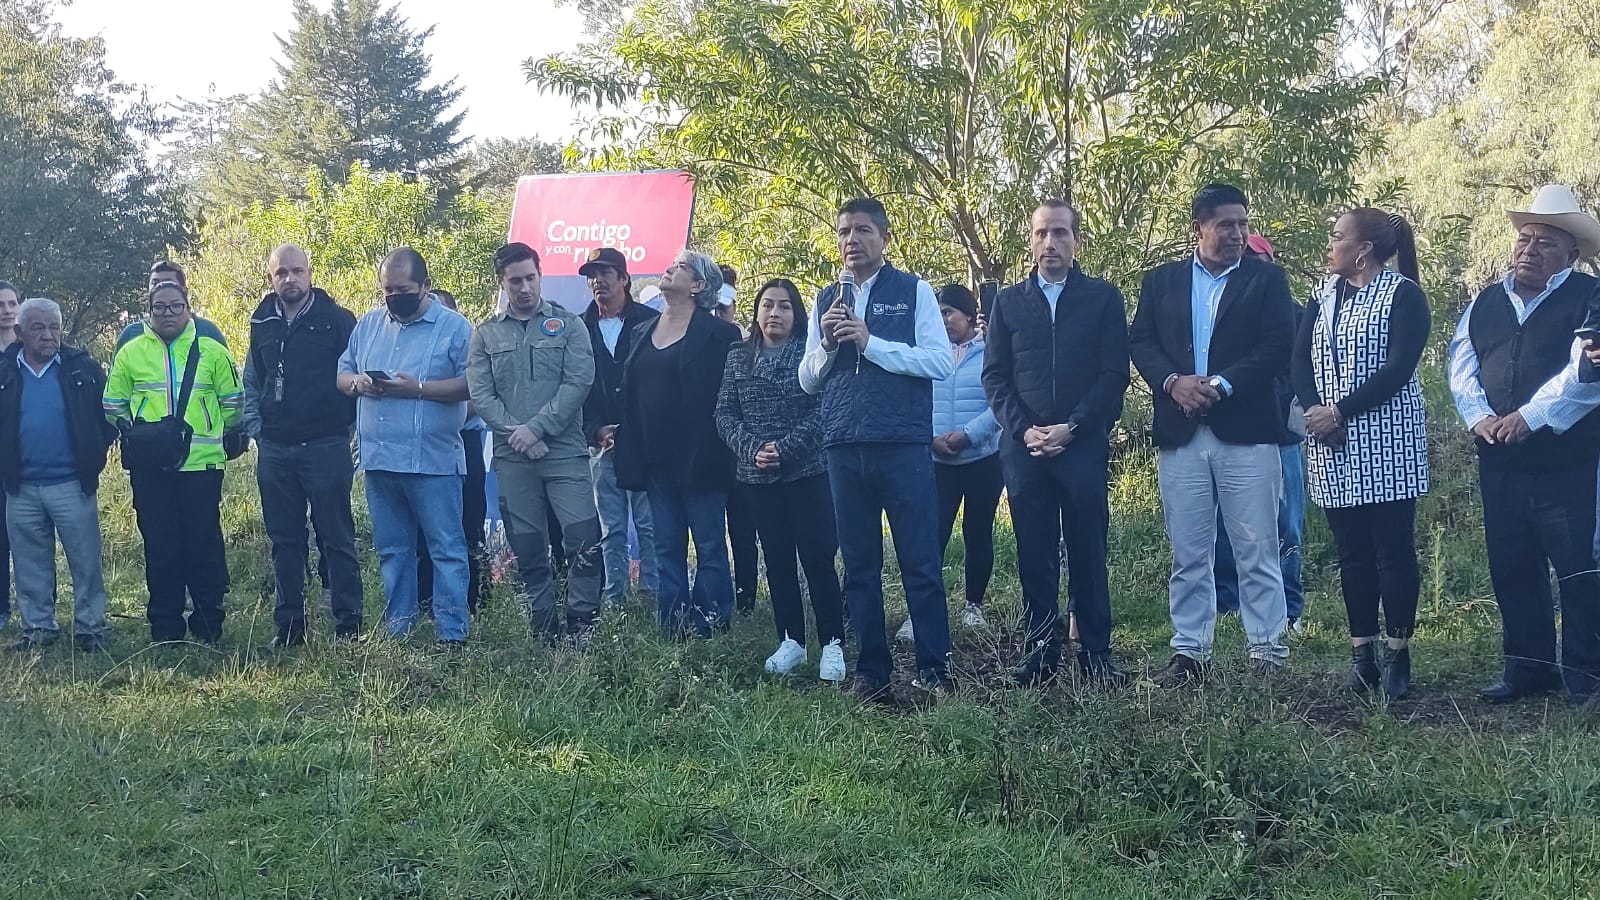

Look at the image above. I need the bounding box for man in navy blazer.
[1129,183,1296,685]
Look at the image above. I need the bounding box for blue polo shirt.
[337,298,472,476]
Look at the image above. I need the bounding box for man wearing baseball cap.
[1452,184,1600,707]
[579,247,661,604]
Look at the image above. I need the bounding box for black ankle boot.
[1345,643,1381,692]
[1384,645,1411,699]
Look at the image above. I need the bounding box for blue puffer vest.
[931,338,1000,464]
[813,264,932,446]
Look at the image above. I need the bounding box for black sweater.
[1292,279,1431,417]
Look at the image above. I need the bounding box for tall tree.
[468,136,568,204]
[1382,0,1600,292]
[209,0,469,208]
[0,4,186,340]
[528,0,1384,289]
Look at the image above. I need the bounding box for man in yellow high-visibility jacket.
[104,280,243,644]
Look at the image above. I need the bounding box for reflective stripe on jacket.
[104,320,243,471]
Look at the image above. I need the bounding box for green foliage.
[0,5,185,341]
[183,165,504,349]
[205,0,470,209]
[529,0,1385,294]
[1381,0,1600,294]
[467,135,570,205]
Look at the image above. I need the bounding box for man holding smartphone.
[1453,184,1600,708]
[799,197,954,699]
[982,200,1130,686]
[337,248,474,649]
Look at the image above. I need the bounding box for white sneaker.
[1289,618,1306,635]
[960,604,988,628]
[818,639,846,682]
[764,638,807,675]
[894,618,916,643]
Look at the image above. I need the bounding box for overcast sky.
[55,0,591,145]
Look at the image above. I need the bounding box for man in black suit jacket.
[1128,183,1296,686]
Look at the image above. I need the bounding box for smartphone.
[1576,327,1600,346]
[364,370,394,382]
[978,279,999,315]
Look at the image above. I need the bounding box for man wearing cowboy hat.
[1449,183,1600,707]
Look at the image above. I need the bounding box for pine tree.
[209,0,469,208]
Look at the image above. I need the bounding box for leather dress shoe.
[1479,676,1560,704]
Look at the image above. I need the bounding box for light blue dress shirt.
[1190,255,1239,391]
[338,298,473,476]
[1037,273,1066,321]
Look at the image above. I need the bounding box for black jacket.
[1129,256,1296,448]
[582,299,660,446]
[613,308,742,492]
[982,265,1129,443]
[0,345,117,494]
[246,288,357,443]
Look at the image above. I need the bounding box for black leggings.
[935,453,1004,607]
[744,474,844,648]
[1323,498,1419,639]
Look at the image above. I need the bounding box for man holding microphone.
[799,197,954,699]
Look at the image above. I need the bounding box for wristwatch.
[1207,375,1227,396]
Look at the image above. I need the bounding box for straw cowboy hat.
[1506,184,1600,258]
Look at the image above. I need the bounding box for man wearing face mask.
[337,248,474,650]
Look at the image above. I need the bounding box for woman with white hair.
[607,250,742,637]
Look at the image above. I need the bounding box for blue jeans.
[645,481,732,636]
[1216,443,1304,620]
[591,451,658,598]
[366,470,469,642]
[828,442,951,684]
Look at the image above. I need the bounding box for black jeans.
[745,473,845,648]
[1322,499,1419,639]
[727,487,760,612]
[258,437,363,637]
[1480,459,1600,696]
[130,467,228,642]
[935,453,1003,607]
[1002,438,1113,663]
[419,430,488,614]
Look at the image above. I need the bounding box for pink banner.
[508,171,696,277]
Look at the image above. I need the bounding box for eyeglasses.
[150,303,187,315]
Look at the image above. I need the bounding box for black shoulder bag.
[120,339,201,472]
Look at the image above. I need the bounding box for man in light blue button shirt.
[337,248,475,648]
[1129,184,1297,685]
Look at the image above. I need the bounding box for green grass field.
[2,417,1599,898]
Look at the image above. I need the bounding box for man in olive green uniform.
[467,242,604,640]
